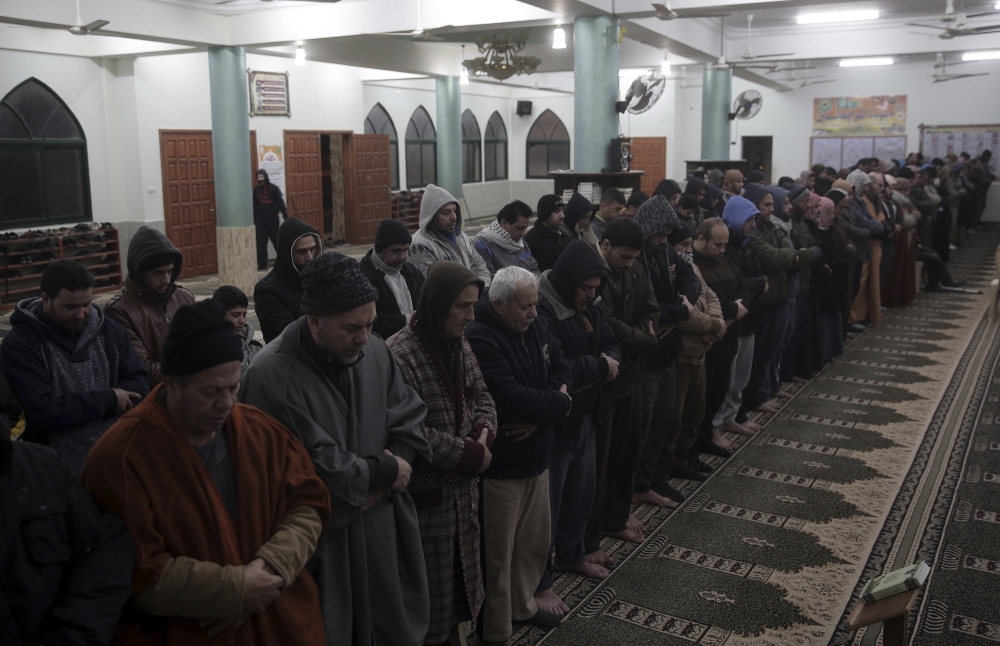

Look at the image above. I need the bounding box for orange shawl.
[82,385,331,646]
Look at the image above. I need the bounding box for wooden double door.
[630,136,668,196]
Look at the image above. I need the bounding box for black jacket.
[536,242,621,445]
[254,217,322,343]
[0,438,133,646]
[637,244,699,368]
[524,224,571,273]
[465,297,573,480]
[359,249,425,341]
[723,231,767,336]
[252,169,289,219]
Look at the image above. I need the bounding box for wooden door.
[283,131,323,233]
[348,134,392,245]
[631,136,667,196]
[250,130,258,188]
[159,130,217,278]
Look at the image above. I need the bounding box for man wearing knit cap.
[746,170,767,186]
[632,196,700,505]
[106,226,196,385]
[387,262,496,646]
[474,200,541,277]
[561,192,598,246]
[525,194,570,272]
[241,252,433,646]
[82,300,332,646]
[360,219,424,340]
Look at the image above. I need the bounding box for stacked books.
[858,561,930,604]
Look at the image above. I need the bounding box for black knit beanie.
[667,221,694,247]
[300,252,378,314]
[374,219,412,253]
[161,299,244,376]
[536,194,564,223]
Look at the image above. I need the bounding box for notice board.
[810,136,907,170]
[920,125,1000,176]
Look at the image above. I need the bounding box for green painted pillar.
[436,76,463,198]
[207,46,256,291]
[701,64,732,160]
[573,15,619,173]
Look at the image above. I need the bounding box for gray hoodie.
[408,184,492,287]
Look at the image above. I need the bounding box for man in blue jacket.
[0,261,148,473]
[465,266,573,645]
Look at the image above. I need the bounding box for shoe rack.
[1,225,122,310]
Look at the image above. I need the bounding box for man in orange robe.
[82,300,331,645]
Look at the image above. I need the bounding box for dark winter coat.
[1,300,148,473]
[746,217,813,306]
[252,169,289,219]
[636,244,698,369]
[359,250,424,341]
[253,217,322,343]
[0,438,133,646]
[525,223,572,273]
[535,242,621,446]
[465,297,573,480]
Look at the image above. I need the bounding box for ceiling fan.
[69,0,108,35]
[926,52,990,82]
[907,0,1000,39]
[618,2,729,21]
[740,14,794,60]
[796,77,835,88]
[383,0,449,41]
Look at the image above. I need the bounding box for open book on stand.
[858,561,930,605]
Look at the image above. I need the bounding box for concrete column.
[208,46,256,292]
[573,15,619,173]
[435,76,463,198]
[701,64,732,160]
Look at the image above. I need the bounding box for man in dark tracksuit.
[253,169,289,270]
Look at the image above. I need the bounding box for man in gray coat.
[409,183,493,287]
[240,252,433,646]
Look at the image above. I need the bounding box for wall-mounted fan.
[729,90,762,121]
[615,70,666,114]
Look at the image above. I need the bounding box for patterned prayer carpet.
[502,226,1000,646]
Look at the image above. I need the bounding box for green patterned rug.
[503,227,1000,646]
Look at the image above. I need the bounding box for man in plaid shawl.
[386,261,497,646]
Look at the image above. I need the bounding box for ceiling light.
[294,46,306,66]
[963,50,1000,61]
[840,57,894,67]
[662,52,671,75]
[996,2,1000,8]
[460,68,469,85]
[552,27,566,49]
[797,10,879,25]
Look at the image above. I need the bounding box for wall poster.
[257,145,286,192]
[921,125,1000,176]
[812,95,907,136]
[248,70,290,117]
[810,136,907,170]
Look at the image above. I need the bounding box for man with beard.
[253,217,322,343]
[525,195,571,272]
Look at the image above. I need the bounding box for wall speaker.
[609,137,632,172]
[516,101,533,116]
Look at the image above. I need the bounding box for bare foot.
[741,419,763,433]
[604,528,644,544]
[575,561,610,579]
[791,376,808,384]
[534,589,569,616]
[771,389,793,398]
[755,401,781,413]
[711,433,736,452]
[626,514,647,536]
[585,549,612,566]
[632,490,679,509]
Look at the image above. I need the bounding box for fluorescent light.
[797,10,879,25]
[460,67,469,85]
[294,46,306,66]
[662,52,671,75]
[840,57,894,67]
[552,27,566,49]
[963,50,1000,61]
[996,2,1000,9]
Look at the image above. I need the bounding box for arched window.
[484,111,508,181]
[364,103,399,190]
[461,110,481,184]
[405,106,436,189]
[0,78,91,227]
[526,109,570,179]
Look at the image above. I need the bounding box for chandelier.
[462,31,541,81]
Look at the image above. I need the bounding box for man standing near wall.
[253,169,289,271]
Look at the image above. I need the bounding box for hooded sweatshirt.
[409,184,492,287]
[536,242,621,444]
[253,169,289,219]
[1,298,148,473]
[653,179,681,202]
[722,196,766,335]
[105,226,195,385]
[560,192,598,246]
[253,217,323,343]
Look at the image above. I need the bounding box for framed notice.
[810,135,907,170]
[248,70,290,117]
[813,95,906,136]
[920,125,1000,176]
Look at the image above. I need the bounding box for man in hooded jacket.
[106,226,195,386]
[253,169,289,270]
[560,192,598,246]
[253,217,322,343]
[409,184,492,287]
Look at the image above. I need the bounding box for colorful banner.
[248,70,290,117]
[812,95,906,136]
[257,145,285,192]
